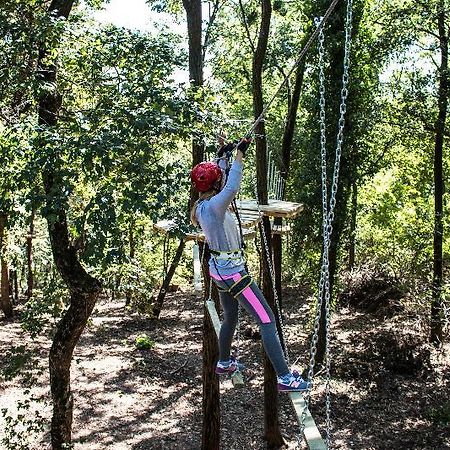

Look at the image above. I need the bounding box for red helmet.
[191,162,222,192]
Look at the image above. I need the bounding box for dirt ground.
[1,286,449,450]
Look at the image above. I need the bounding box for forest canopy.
[0,0,448,448]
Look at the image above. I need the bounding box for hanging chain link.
[300,0,353,448]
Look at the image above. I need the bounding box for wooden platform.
[236,199,304,219]
[153,219,257,242]
[153,199,303,239]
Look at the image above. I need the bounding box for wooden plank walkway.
[289,392,327,449]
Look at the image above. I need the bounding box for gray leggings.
[211,270,289,377]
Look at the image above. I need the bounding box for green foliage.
[19,262,68,337]
[135,333,155,350]
[1,346,34,382]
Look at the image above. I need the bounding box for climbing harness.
[214,274,253,298]
[209,248,245,261]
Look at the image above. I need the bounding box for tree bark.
[26,208,35,300]
[181,1,219,446]
[37,1,102,448]
[430,2,448,346]
[252,0,284,447]
[348,180,357,270]
[125,219,135,307]
[152,239,186,319]
[201,244,220,450]
[313,0,361,370]
[272,31,308,350]
[0,213,13,318]
[183,0,205,210]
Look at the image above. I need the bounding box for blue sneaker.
[277,370,311,392]
[215,357,245,375]
[215,359,238,375]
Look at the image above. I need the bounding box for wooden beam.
[206,300,244,387]
[289,392,327,450]
[236,199,304,218]
[153,220,257,241]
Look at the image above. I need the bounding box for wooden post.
[152,238,186,319]
[201,244,220,450]
[272,216,286,353]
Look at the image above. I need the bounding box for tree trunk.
[430,3,448,346]
[313,0,360,370]
[272,31,309,353]
[152,239,186,319]
[183,0,205,210]
[125,219,135,307]
[201,244,220,450]
[37,1,102,448]
[252,0,283,446]
[0,213,13,318]
[271,221,285,353]
[348,181,357,270]
[181,1,219,446]
[26,208,35,300]
[10,267,18,304]
[43,173,102,449]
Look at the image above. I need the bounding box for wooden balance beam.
[289,392,327,449]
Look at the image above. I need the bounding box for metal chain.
[298,18,328,438]
[300,0,353,447]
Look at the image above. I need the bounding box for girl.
[190,138,309,392]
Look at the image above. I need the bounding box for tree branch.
[238,0,256,54]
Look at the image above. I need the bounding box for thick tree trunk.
[313,0,359,370]
[430,4,448,346]
[201,244,220,450]
[252,0,283,447]
[272,33,308,351]
[42,173,102,449]
[26,208,35,300]
[183,0,205,210]
[315,185,349,368]
[0,213,13,318]
[181,1,219,446]
[37,1,102,448]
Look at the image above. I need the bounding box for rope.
[243,0,342,139]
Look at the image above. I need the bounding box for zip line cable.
[244,0,342,138]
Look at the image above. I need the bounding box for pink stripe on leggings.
[210,272,271,324]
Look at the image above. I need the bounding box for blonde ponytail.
[190,190,217,227]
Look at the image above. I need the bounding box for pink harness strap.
[210,271,271,324]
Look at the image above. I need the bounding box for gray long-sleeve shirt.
[195,160,246,276]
